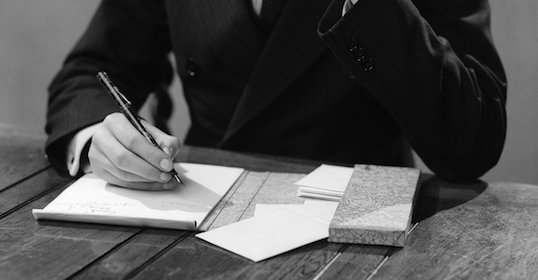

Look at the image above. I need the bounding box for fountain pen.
[96,71,183,186]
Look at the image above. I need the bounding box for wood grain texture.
[131,237,343,280]
[317,245,390,280]
[199,171,269,231]
[329,165,420,247]
[370,179,538,279]
[238,172,306,219]
[202,171,306,230]
[0,124,49,191]
[0,179,139,280]
[70,228,189,280]
[0,168,71,217]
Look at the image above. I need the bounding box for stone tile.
[329,165,420,247]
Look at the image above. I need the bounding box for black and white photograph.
[0,0,537,278]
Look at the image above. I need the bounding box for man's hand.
[88,112,181,190]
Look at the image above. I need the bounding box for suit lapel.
[220,0,331,145]
[198,0,266,81]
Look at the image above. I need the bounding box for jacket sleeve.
[45,0,173,175]
[318,0,507,181]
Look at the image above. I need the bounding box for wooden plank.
[0,125,49,191]
[234,171,306,221]
[0,167,70,217]
[199,171,269,231]
[316,245,390,280]
[131,237,342,280]
[0,182,140,280]
[69,228,188,280]
[206,171,306,230]
[370,180,538,279]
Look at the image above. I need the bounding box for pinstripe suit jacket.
[46,0,507,181]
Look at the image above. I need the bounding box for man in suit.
[45,0,507,190]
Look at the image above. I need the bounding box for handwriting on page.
[49,200,210,215]
[32,163,245,230]
[50,201,131,215]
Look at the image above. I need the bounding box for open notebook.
[33,163,244,230]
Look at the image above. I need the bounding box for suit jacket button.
[354,52,366,62]
[363,60,374,72]
[347,37,359,53]
[186,57,198,78]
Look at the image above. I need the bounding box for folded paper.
[295,164,353,200]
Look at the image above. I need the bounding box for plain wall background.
[1,0,536,184]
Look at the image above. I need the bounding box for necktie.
[260,0,288,30]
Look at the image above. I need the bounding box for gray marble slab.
[328,165,420,247]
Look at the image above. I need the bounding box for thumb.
[143,121,182,160]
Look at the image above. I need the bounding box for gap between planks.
[0,167,71,221]
[65,229,143,279]
[311,244,350,280]
[310,222,419,280]
[365,251,391,280]
[122,233,191,280]
[364,222,419,280]
[237,172,271,220]
[0,165,50,195]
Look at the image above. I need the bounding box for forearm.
[45,0,173,174]
[319,0,506,181]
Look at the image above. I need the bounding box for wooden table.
[1,125,538,279]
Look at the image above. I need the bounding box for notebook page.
[33,163,243,230]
